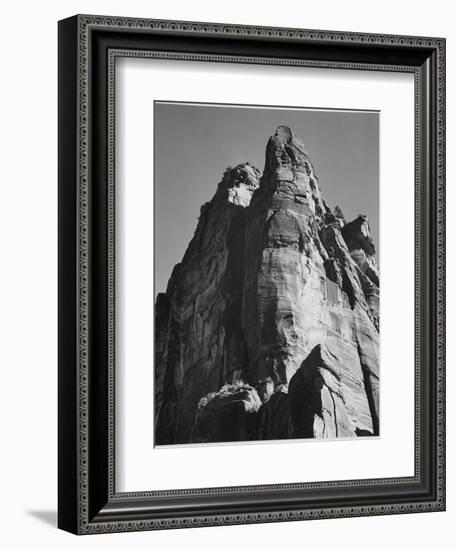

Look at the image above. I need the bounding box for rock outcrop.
[155,127,379,445]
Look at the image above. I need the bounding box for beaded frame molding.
[58,14,445,534]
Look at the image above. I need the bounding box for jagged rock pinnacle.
[218,163,260,207]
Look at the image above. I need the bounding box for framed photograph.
[58,14,445,534]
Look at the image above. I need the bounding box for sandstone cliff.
[155,126,379,445]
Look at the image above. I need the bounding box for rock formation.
[155,126,379,445]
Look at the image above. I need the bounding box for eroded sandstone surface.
[155,126,379,445]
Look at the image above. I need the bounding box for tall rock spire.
[155,127,379,444]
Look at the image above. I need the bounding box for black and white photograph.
[154,102,380,446]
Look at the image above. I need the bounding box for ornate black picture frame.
[58,14,446,534]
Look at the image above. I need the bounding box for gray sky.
[155,102,379,295]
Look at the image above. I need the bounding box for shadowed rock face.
[288,343,373,438]
[155,127,379,445]
[194,384,262,443]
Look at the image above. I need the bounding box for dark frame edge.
[76,12,446,44]
[58,14,80,535]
